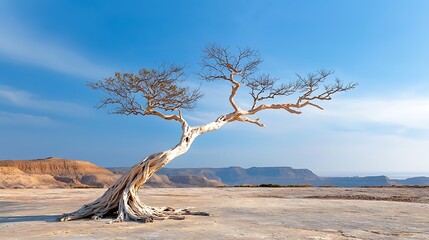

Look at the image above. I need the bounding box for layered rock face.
[0,166,66,189]
[0,157,119,188]
[0,158,224,188]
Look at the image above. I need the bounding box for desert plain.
[0,187,428,240]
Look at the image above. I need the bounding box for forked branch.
[199,44,262,111]
[87,64,202,127]
[199,45,356,128]
[231,70,357,127]
[294,70,357,109]
[246,74,300,109]
[199,45,356,120]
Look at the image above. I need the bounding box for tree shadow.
[0,214,61,223]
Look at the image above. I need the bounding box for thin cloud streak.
[0,85,93,117]
[321,97,429,131]
[189,91,429,139]
[0,6,112,79]
[0,111,58,127]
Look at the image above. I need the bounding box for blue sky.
[1,0,428,176]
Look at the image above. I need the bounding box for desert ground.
[0,187,428,239]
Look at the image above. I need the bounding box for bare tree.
[59,44,357,223]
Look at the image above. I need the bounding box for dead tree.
[59,44,357,223]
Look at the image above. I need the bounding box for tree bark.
[70,45,356,223]
[59,119,227,223]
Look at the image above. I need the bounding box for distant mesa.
[111,166,429,187]
[109,167,224,187]
[1,157,428,189]
[155,166,320,186]
[390,177,429,186]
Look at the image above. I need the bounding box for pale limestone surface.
[0,188,428,240]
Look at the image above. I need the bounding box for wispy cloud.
[0,3,112,79]
[246,95,429,138]
[0,111,58,127]
[177,94,429,172]
[320,97,429,131]
[187,85,429,139]
[0,85,92,117]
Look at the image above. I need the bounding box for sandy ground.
[0,187,428,240]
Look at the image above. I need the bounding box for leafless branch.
[295,70,357,107]
[87,64,202,126]
[198,45,356,128]
[236,116,265,127]
[199,44,262,82]
[240,70,357,123]
[88,45,356,132]
[199,44,262,112]
[246,74,300,109]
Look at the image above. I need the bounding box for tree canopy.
[88,44,357,128]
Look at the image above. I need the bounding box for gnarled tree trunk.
[59,119,227,223]
[66,45,356,223]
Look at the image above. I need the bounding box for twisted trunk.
[68,45,354,223]
[59,119,227,222]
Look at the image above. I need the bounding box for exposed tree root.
[110,206,209,223]
[58,150,209,223]
[58,184,210,223]
[59,205,209,223]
